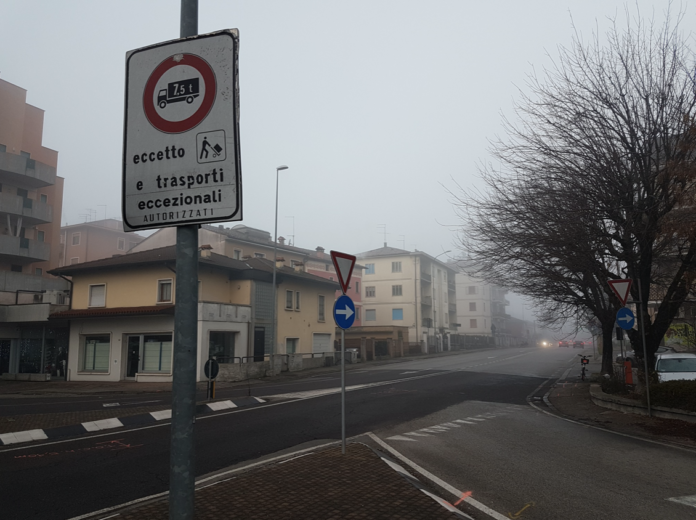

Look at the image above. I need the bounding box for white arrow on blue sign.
[616,307,635,330]
[333,294,356,330]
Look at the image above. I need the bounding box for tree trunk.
[600,318,614,376]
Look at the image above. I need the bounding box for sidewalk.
[75,442,469,520]
[545,359,696,449]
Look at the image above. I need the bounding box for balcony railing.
[0,150,56,188]
[421,295,433,306]
[448,303,457,313]
[0,235,50,263]
[420,272,432,283]
[0,192,53,224]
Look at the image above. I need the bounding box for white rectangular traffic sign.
[122,30,241,231]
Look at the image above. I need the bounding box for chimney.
[200,244,213,258]
[276,256,285,269]
[293,261,305,272]
[315,246,325,258]
[278,236,285,245]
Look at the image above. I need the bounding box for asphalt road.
[1,346,694,520]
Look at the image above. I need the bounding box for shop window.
[209,331,236,362]
[82,335,110,372]
[142,334,173,372]
[89,284,106,307]
[157,279,172,303]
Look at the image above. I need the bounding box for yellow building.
[49,245,338,382]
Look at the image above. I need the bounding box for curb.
[0,396,265,447]
[589,384,696,424]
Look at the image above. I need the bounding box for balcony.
[447,281,456,292]
[0,192,53,225]
[421,295,433,306]
[0,150,56,189]
[420,272,432,283]
[0,303,69,323]
[448,303,457,313]
[0,235,50,263]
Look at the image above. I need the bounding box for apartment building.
[450,260,512,347]
[0,78,70,379]
[48,246,337,382]
[59,219,145,266]
[357,245,457,351]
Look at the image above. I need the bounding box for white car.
[654,353,696,382]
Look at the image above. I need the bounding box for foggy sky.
[1,1,688,320]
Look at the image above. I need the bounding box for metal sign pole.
[169,2,199,520]
[637,279,651,417]
[341,328,346,455]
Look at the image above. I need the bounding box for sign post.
[331,251,357,454]
[121,2,241,519]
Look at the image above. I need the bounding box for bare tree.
[455,8,696,373]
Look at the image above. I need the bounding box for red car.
[559,341,570,347]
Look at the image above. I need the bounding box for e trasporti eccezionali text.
[132,145,227,222]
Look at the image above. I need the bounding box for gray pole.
[169,2,199,519]
[271,168,279,358]
[637,279,651,417]
[341,328,346,454]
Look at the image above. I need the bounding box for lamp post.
[271,165,289,358]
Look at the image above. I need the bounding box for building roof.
[356,245,412,258]
[48,245,338,288]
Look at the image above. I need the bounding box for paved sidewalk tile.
[116,443,463,520]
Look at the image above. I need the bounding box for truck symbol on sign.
[157,78,200,109]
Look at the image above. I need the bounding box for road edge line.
[366,432,509,520]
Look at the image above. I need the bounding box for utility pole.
[169,2,199,519]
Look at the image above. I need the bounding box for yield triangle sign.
[608,279,632,306]
[330,250,356,294]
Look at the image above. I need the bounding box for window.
[318,295,325,321]
[60,233,65,244]
[157,280,172,303]
[117,238,126,251]
[470,319,478,328]
[392,285,402,296]
[469,302,477,312]
[286,290,294,310]
[82,335,110,372]
[72,232,81,246]
[467,286,477,295]
[483,303,486,312]
[233,249,242,260]
[0,143,5,152]
[295,291,301,311]
[35,268,43,276]
[325,264,329,271]
[254,252,265,258]
[142,334,173,372]
[365,263,375,275]
[286,338,299,354]
[11,265,22,273]
[40,194,47,204]
[89,284,106,307]
[392,261,402,273]
[37,230,44,242]
[366,286,376,298]
[355,281,359,293]
[20,150,30,159]
[365,309,376,321]
[392,308,403,320]
[355,307,361,321]
[70,257,79,265]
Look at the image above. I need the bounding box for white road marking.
[150,410,172,420]
[405,432,432,437]
[387,434,417,442]
[420,489,473,519]
[102,403,120,408]
[207,400,237,411]
[454,419,476,425]
[440,422,461,428]
[0,429,48,445]
[667,494,696,508]
[466,417,486,422]
[401,371,419,374]
[81,418,123,432]
[369,433,509,520]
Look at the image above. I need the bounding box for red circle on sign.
[143,53,216,134]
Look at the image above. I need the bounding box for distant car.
[616,346,675,367]
[559,341,570,348]
[573,341,584,349]
[655,353,696,382]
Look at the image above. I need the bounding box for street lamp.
[271,165,289,358]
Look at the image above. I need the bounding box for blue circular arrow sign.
[616,307,635,330]
[333,294,356,330]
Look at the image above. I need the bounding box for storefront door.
[126,336,141,378]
